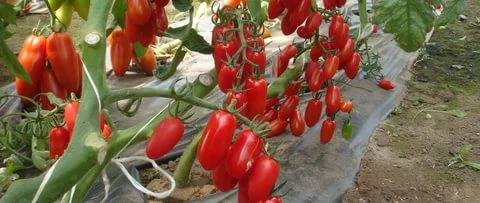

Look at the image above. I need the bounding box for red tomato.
[212,162,238,192]
[223,0,245,8]
[139,47,157,76]
[238,177,250,203]
[323,0,336,10]
[310,43,323,61]
[284,80,301,96]
[247,155,280,201]
[325,85,341,116]
[334,23,350,49]
[225,91,247,114]
[328,15,344,38]
[274,54,289,77]
[46,32,80,93]
[289,110,305,136]
[74,54,83,97]
[265,97,280,110]
[335,0,346,7]
[268,0,285,19]
[146,117,184,159]
[281,44,298,59]
[280,0,296,8]
[320,118,336,144]
[261,197,283,203]
[338,38,355,65]
[275,44,297,76]
[322,55,340,80]
[296,26,315,39]
[212,22,234,45]
[127,0,152,25]
[278,95,299,120]
[281,12,296,35]
[225,129,263,178]
[218,64,238,93]
[154,5,168,34]
[305,12,323,32]
[245,78,267,119]
[268,118,288,138]
[155,0,170,7]
[243,49,267,79]
[344,52,360,79]
[64,100,80,132]
[136,10,158,47]
[213,39,240,73]
[40,68,67,110]
[124,13,140,42]
[378,79,395,90]
[287,0,311,28]
[262,109,278,122]
[340,100,353,113]
[110,29,133,77]
[305,98,322,127]
[307,68,325,92]
[16,35,46,105]
[197,111,236,170]
[305,60,320,82]
[49,127,70,159]
[101,124,112,140]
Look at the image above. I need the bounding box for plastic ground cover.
[0,1,430,202]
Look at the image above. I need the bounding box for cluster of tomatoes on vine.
[108,0,169,77]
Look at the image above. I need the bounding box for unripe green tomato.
[73,0,90,20]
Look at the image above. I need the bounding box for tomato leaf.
[112,0,127,28]
[0,29,31,82]
[0,2,17,25]
[165,24,191,39]
[156,46,187,80]
[374,0,435,52]
[247,0,266,25]
[133,42,148,57]
[435,0,466,27]
[172,0,192,12]
[31,137,50,171]
[182,29,212,54]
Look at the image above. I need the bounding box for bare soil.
[344,0,480,202]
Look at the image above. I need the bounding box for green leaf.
[5,155,26,174]
[247,0,266,25]
[0,34,31,82]
[112,0,127,28]
[182,29,212,54]
[172,0,192,12]
[165,24,191,39]
[31,137,50,171]
[435,0,466,27]
[0,2,17,25]
[374,0,435,52]
[133,42,148,57]
[156,47,187,80]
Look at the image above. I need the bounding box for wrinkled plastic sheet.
[0,1,430,202]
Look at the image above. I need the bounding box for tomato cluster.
[109,0,169,77]
[49,100,110,159]
[16,33,82,110]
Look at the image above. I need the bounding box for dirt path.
[344,1,480,202]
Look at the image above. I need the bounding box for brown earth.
[344,0,480,202]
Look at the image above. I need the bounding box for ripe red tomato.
[329,15,344,37]
[16,35,46,105]
[101,124,112,140]
[212,161,238,192]
[278,95,299,120]
[64,100,80,132]
[265,97,280,110]
[110,29,133,77]
[155,0,170,7]
[296,26,315,39]
[46,32,80,93]
[287,0,311,28]
[378,79,395,90]
[238,177,250,203]
[225,129,263,178]
[268,0,285,19]
[139,47,157,76]
[225,91,247,114]
[49,127,70,159]
[281,12,296,35]
[146,117,184,159]
[338,38,355,65]
[212,22,234,45]
[261,197,283,203]
[262,109,278,122]
[127,0,152,25]
[218,64,239,93]
[323,55,340,80]
[289,110,305,136]
[281,44,298,59]
[284,80,301,96]
[323,0,336,10]
[40,68,67,110]
[325,85,341,116]
[307,68,325,92]
[305,12,323,32]
[268,118,288,138]
[245,78,267,119]
[310,43,323,61]
[154,5,168,34]
[280,0,296,8]
[243,49,267,79]
[320,118,336,144]
[336,0,346,7]
[275,44,297,76]
[124,13,140,42]
[334,23,349,49]
[344,52,360,79]
[305,98,322,127]
[305,60,320,82]
[197,111,236,170]
[340,100,353,113]
[213,39,240,73]
[248,155,280,201]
